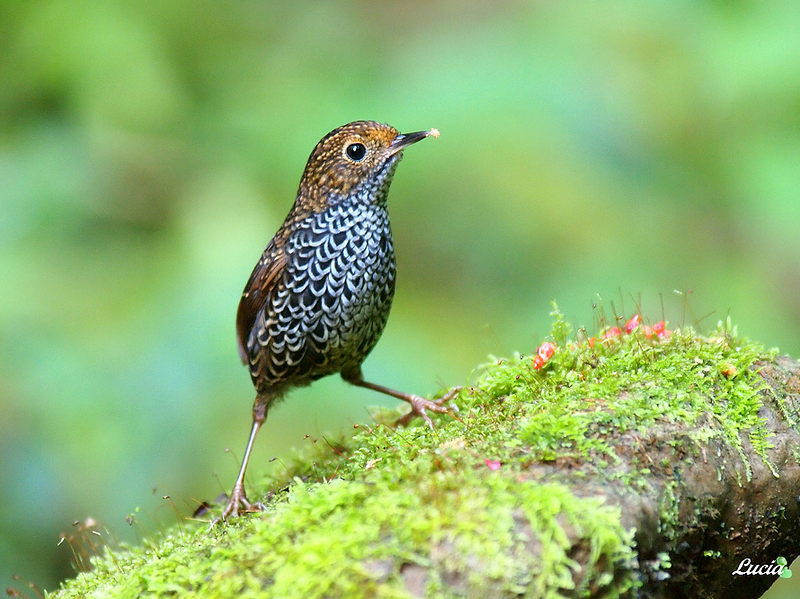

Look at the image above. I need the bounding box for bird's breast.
[251,198,397,386]
[287,199,395,294]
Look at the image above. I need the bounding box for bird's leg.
[342,368,461,429]
[210,398,267,526]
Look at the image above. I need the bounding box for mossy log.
[51,322,800,599]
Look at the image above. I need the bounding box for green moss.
[50,312,775,598]
[54,466,636,598]
[468,313,775,482]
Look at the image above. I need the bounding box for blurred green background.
[2,0,799,595]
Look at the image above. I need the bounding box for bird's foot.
[208,482,262,528]
[395,386,462,428]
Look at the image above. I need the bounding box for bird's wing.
[235,246,288,364]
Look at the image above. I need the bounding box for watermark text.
[732,557,792,578]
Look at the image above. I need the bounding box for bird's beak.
[388,128,440,156]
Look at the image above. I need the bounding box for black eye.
[346,142,366,161]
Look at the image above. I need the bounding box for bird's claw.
[395,386,462,428]
[208,483,262,528]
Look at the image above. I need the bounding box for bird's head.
[297,120,438,208]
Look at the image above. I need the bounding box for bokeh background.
[2,0,799,595]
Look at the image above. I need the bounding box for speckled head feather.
[296,121,436,211]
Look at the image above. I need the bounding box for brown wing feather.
[235,247,287,364]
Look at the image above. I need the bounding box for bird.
[215,120,459,522]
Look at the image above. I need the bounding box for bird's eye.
[346,142,367,161]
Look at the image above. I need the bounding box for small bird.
[216,121,458,522]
